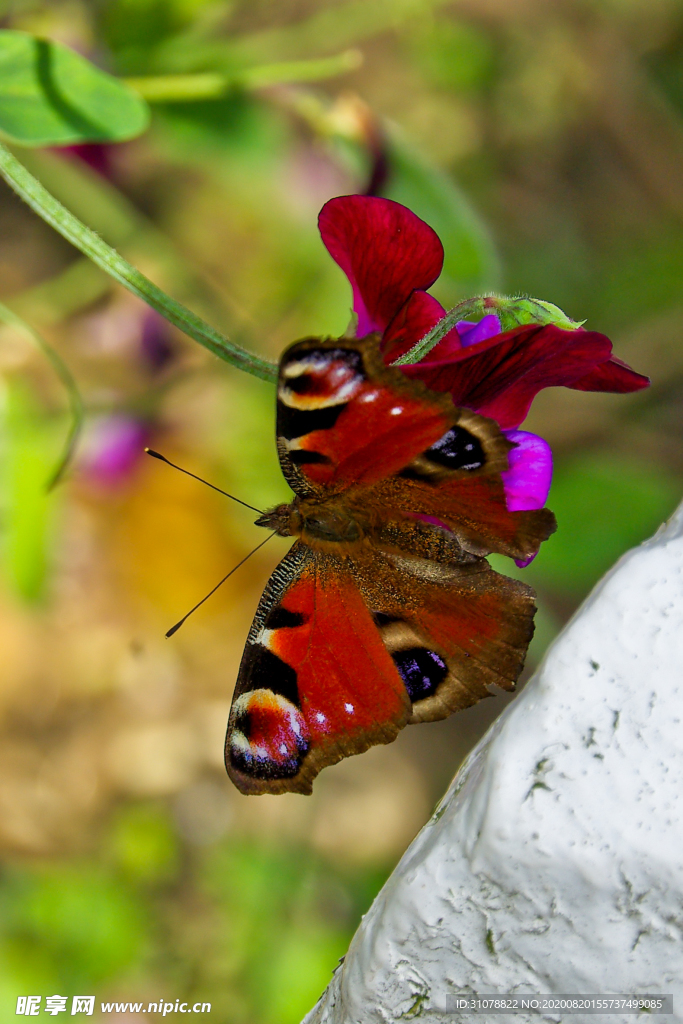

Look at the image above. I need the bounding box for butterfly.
[225,334,556,795]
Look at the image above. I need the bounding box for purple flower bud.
[501,430,554,567]
[140,309,175,373]
[455,314,502,347]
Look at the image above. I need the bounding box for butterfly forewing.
[276,336,454,495]
[276,336,554,561]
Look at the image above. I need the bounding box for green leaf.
[0,30,149,146]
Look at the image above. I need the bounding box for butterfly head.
[254,503,294,537]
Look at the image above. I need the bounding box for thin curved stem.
[0,300,84,489]
[0,142,278,383]
[391,298,491,365]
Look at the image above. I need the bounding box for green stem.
[0,300,84,489]
[125,50,363,103]
[391,298,489,365]
[0,143,278,383]
[124,73,227,103]
[391,294,584,366]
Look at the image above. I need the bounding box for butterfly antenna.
[165,533,275,638]
[145,448,263,514]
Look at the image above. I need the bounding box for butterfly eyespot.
[392,648,448,702]
[424,426,486,471]
[229,689,310,780]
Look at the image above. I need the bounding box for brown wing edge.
[407,564,537,724]
[274,701,409,797]
[350,549,538,727]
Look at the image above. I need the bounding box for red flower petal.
[401,324,614,429]
[319,196,444,335]
[568,355,650,393]
[381,290,449,361]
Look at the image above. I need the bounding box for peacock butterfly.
[225,334,556,795]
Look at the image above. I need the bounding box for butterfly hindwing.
[353,549,536,724]
[225,544,411,795]
[226,539,537,795]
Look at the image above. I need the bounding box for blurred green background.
[0,0,681,1020]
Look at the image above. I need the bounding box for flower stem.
[125,50,363,102]
[0,142,278,383]
[391,298,488,365]
[392,295,584,365]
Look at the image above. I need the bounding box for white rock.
[303,502,683,1024]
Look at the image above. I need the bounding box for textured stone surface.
[303,503,683,1024]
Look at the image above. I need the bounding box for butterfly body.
[226,336,556,795]
[256,496,376,549]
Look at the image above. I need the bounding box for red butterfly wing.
[225,544,411,795]
[226,540,536,795]
[277,336,555,562]
[276,335,453,494]
[363,549,536,724]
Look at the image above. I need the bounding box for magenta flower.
[57,143,116,179]
[318,195,649,540]
[79,414,149,488]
